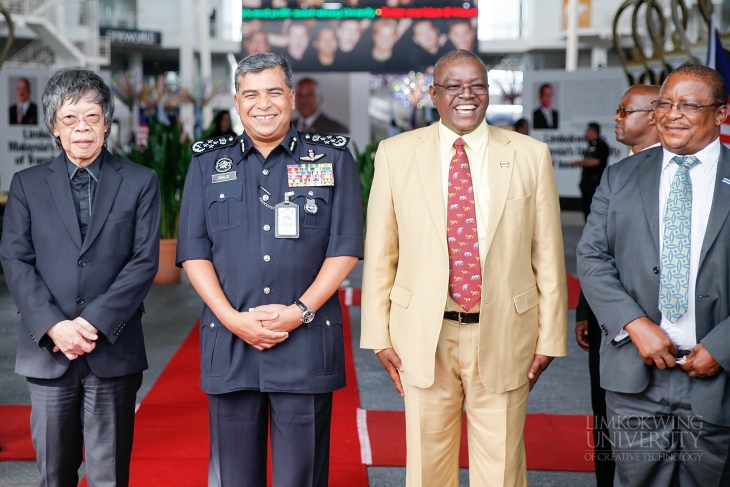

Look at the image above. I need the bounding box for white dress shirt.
[540,107,553,128]
[297,110,321,132]
[614,137,719,350]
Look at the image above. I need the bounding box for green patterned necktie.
[659,155,699,323]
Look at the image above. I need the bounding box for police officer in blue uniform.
[570,121,610,219]
[176,53,363,486]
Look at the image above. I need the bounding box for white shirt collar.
[661,137,721,175]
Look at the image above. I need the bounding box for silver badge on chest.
[215,156,233,173]
[304,198,318,214]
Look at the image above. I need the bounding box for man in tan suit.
[361,50,567,486]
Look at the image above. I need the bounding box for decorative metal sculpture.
[613,0,721,87]
[0,2,15,72]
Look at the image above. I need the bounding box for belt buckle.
[457,312,464,325]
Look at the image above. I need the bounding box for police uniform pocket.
[307,320,344,375]
[201,320,232,376]
[291,187,331,229]
[206,182,243,233]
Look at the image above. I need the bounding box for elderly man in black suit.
[9,77,39,125]
[0,68,160,487]
[293,78,349,135]
[532,83,559,130]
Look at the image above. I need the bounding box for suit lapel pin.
[500,161,510,168]
[300,149,325,162]
[722,177,730,185]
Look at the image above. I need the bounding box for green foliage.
[353,139,380,226]
[122,120,213,239]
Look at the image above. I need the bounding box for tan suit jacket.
[361,123,568,393]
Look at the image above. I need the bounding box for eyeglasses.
[651,100,723,115]
[57,113,104,127]
[432,83,488,96]
[616,107,653,118]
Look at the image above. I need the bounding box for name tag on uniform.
[212,171,237,184]
[287,163,334,187]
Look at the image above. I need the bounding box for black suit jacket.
[9,102,39,125]
[532,107,559,129]
[0,149,161,380]
[294,112,349,135]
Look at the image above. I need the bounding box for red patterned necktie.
[447,138,481,310]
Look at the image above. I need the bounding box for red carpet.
[567,273,580,310]
[362,410,594,472]
[0,405,34,461]
[126,321,209,486]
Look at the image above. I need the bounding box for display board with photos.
[241,0,478,72]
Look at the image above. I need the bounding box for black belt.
[675,349,692,359]
[443,311,480,324]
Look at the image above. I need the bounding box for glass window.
[478,0,524,41]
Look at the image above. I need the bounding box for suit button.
[263,255,271,262]
[76,297,84,305]
[263,287,271,294]
[78,260,87,267]
[263,225,271,231]
[653,267,660,274]
[262,169,269,176]
[120,321,125,327]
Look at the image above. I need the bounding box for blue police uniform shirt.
[176,125,364,394]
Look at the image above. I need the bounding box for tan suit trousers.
[403,318,529,487]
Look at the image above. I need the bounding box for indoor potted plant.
[126,118,195,283]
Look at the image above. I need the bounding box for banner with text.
[522,68,629,198]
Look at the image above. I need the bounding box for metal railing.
[4,39,55,68]
[5,0,50,16]
[72,36,110,60]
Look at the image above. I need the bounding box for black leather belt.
[443,311,480,324]
[675,349,692,359]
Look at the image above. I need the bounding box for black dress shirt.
[66,151,103,240]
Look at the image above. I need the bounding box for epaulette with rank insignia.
[191,135,237,156]
[302,132,350,150]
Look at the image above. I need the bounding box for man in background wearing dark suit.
[532,83,559,129]
[9,77,39,125]
[0,68,160,487]
[293,78,349,134]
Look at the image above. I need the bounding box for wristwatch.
[294,300,315,323]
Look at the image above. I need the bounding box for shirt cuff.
[326,235,364,259]
[176,238,213,267]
